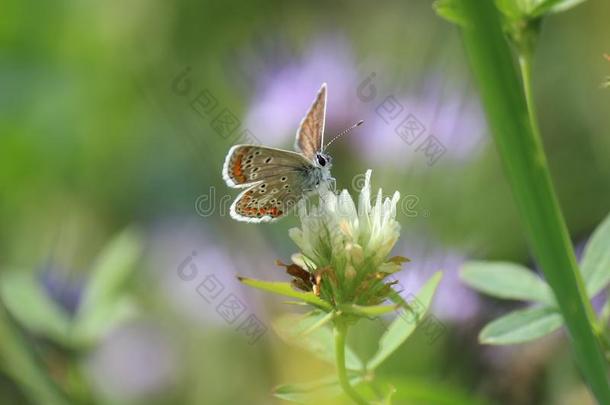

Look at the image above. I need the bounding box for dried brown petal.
[276,259,314,291]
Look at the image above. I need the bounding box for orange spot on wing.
[231,152,247,183]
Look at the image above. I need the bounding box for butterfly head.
[315,152,332,169]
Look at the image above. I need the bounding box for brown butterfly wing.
[230,171,307,223]
[222,145,311,188]
[294,83,327,160]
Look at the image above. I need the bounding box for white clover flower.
[290,170,400,269]
[286,170,406,306]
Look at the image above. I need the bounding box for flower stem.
[519,38,609,356]
[518,52,540,140]
[334,323,368,405]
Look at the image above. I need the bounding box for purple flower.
[354,76,487,166]
[243,36,362,146]
[394,238,480,322]
[39,264,84,317]
[147,220,272,327]
[85,321,177,401]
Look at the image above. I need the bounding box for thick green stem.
[519,29,610,357]
[334,323,368,405]
[455,0,610,403]
[518,53,540,140]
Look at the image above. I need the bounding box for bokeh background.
[2,0,610,404]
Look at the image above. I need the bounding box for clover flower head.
[287,170,406,306]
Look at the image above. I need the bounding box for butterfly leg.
[328,177,337,193]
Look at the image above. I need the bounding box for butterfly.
[222,83,360,223]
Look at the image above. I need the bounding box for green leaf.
[76,229,141,315]
[73,229,141,344]
[495,0,588,19]
[0,272,70,344]
[340,303,399,318]
[273,374,363,403]
[495,0,527,19]
[533,0,588,16]
[0,306,70,405]
[495,0,554,18]
[376,384,396,405]
[71,296,137,346]
[377,376,491,405]
[367,272,442,370]
[281,301,311,306]
[479,306,563,345]
[581,213,610,297]
[273,312,363,371]
[434,0,468,26]
[238,277,331,311]
[460,261,555,305]
[300,310,335,336]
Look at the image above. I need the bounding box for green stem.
[599,296,610,328]
[518,53,540,139]
[455,1,610,403]
[0,303,70,405]
[334,323,368,405]
[520,49,610,352]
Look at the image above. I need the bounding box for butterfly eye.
[316,154,327,167]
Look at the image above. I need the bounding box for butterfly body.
[222,83,333,223]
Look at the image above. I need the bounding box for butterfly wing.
[222,145,312,188]
[230,170,309,223]
[294,83,327,160]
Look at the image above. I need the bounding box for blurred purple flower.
[394,238,480,322]
[39,264,84,317]
[85,321,177,402]
[147,220,273,328]
[244,36,362,146]
[241,35,487,168]
[354,76,487,166]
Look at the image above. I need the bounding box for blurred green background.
[1,0,609,404]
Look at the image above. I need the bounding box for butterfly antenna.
[324,120,364,151]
